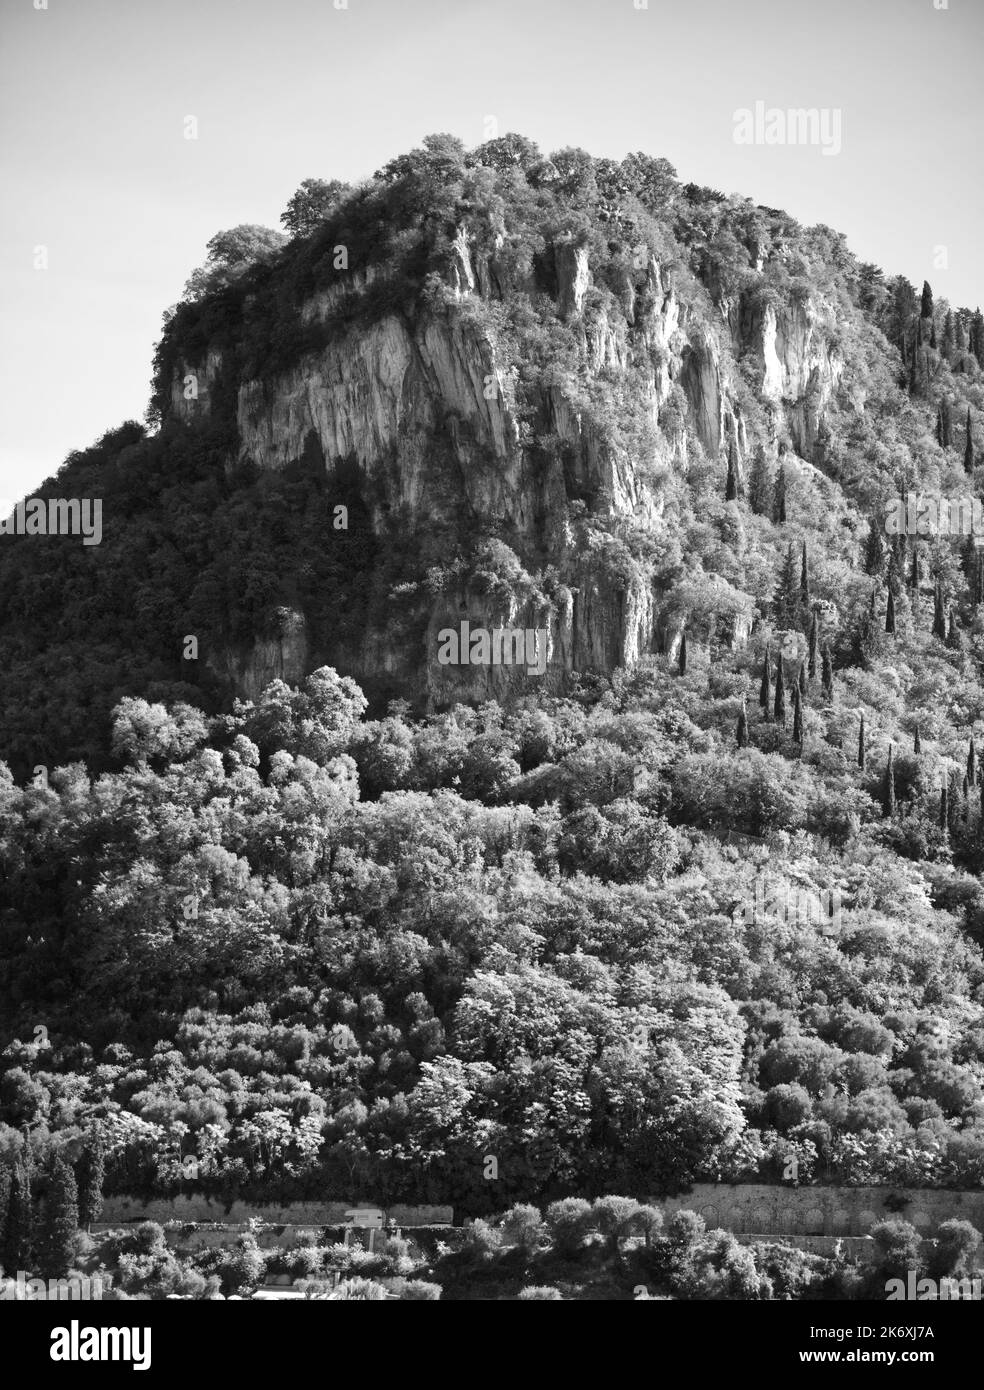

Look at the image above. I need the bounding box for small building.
[344,1207,384,1229]
[342,1207,385,1250]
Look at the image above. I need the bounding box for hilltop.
[3,136,984,1227]
[2,133,982,774]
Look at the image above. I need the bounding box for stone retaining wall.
[654,1184,984,1238]
[97,1186,984,1240]
[97,1197,453,1227]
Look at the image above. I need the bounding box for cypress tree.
[774,544,799,627]
[890,530,907,586]
[37,1156,79,1280]
[947,607,959,649]
[77,1131,105,1231]
[3,1165,33,1273]
[678,628,688,676]
[965,409,975,474]
[821,645,834,701]
[773,462,787,524]
[933,580,947,640]
[910,542,920,591]
[736,698,749,749]
[882,744,896,817]
[858,713,866,770]
[968,734,977,788]
[949,770,963,831]
[792,684,804,746]
[800,542,810,606]
[863,519,885,576]
[759,645,772,714]
[725,438,740,501]
[960,533,977,586]
[774,658,787,728]
[748,444,772,516]
[968,542,984,602]
[942,310,954,359]
[940,780,949,830]
[973,308,984,368]
[798,660,807,697]
[921,280,934,319]
[914,724,921,755]
[808,611,819,678]
[930,320,937,351]
[885,588,896,634]
[963,773,970,820]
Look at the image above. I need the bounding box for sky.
[1,0,981,499]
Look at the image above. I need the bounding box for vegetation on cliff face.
[3,137,984,1226]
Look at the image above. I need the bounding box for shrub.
[462,1218,501,1260]
[869,1219,923,1282]
[285,1245,324,1279]
[591,1196,642,1256]
[633,1205,664,1248]
[927,1220,981,1279]
[674,1231,773,1301]
[665,1210,704,1244]
[545,1198,594,1257]
[517,1285,563,1300]
[500,1204,543,1254]
[218,1235,266,1295]
[398,1279,442,1300]
[328,1276,390,1300]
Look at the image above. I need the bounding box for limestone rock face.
[236,312,521,517]
[556,241,591,318]
[300,266,377,323]
[680,325,726,457]
[450,225,476,298]
[207,607,310,703]
[167,219,850,707]
[742,296,844,458]
[170,349,223,422]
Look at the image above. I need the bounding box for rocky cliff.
[6,136,950,776]
[162,192,849,709]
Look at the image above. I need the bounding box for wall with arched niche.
[652,1185,984,1238]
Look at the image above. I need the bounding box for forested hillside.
[3,135,984,1229]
